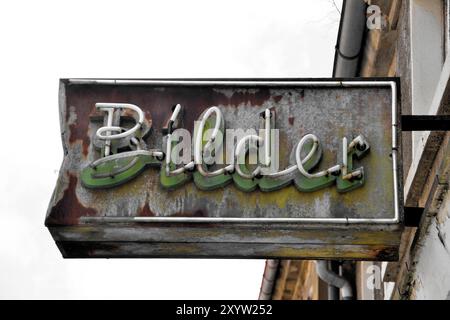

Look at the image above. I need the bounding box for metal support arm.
[401,115,450,131]
[400,115,447,226]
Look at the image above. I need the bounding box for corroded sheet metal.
[46,78,403,260]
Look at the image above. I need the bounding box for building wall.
[409,192,450,299]
[271,260,319,300]
[262,0,450,300]
[360,0,450,300]
[394,133,450,299]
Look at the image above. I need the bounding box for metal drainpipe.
[320,0,367,300]
[327,261,341,300]
[259,0,366,301]
[316,261,353,300]
[258,260,279,300]
[332,0,367,77]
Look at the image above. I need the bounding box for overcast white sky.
[0,0,341,299]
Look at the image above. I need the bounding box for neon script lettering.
[81,103,370,192]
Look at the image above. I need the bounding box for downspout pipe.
[332,0,367,77]
[258,260,279,300]
[328,261,341,300]
[258,0,366,302]
[322,0,367,301]
[316,261,353,300]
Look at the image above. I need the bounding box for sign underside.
[46,79,403,260]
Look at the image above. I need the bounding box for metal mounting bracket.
[403,206,425,227]
[401,115,450,131]
[401,115,448,226]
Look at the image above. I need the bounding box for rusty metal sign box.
[46,78,403,260]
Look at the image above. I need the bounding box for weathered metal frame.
[47,78,404,260]
[71,79,401,225]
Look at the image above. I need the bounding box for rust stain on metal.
[46,174,97,226]
[288,116,295,126]
[139,203,155,217]
[225,89,272,107]
[66,97,95,157]
[172,209,207,218]
[65,86,272,136]
[273,95,283,103]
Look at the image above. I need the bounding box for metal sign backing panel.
[46,79,403,260]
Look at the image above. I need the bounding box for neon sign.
[47,79,402,260]
[81,102,370,193]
